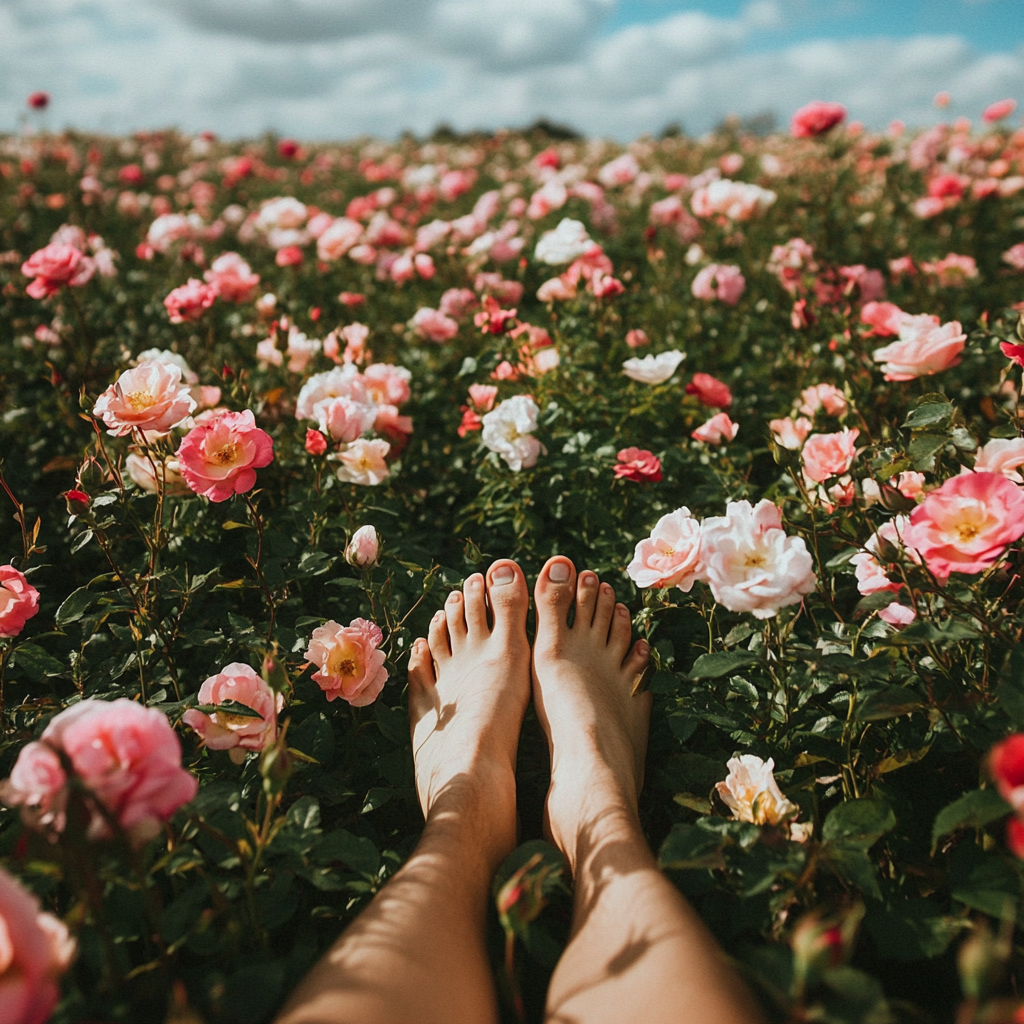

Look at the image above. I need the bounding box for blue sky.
[1,0,1022,139]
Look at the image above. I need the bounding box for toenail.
[549,562,570,582]
[433,610,445,622]
[616,604,629,616]
[636,639,649,655]
[446,591,461,602]
[581,573,597,587]
[492,566,515,585]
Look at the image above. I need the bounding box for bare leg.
[276,560,531,1024]
[532,557,765,1024]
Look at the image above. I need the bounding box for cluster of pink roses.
[0,565,40,639]
[628,500,817,620]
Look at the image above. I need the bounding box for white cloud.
[0,0,1021,141]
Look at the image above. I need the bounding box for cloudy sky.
[1,0,1022,140]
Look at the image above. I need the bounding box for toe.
[621,635,650,686]
[407,636,437,688]
[444,589,468,647]
[428,608,452,661]
[534,557,577,648]
[462,573,489,637]
[608,602,633,660]
[593,582,617,640]
[486,560,529,640]
[575,571,599,629]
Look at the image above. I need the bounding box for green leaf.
[948,844,1021,918]
[55,586,96,626]
[160,880,210,945]
[288,713,334,765]
[688,651,759,681]
[855,686,926,722]
[314,830,380,876]
[902,403,954,429]
[908,432,947,471]
[192,699,264,719]
[659,823,726,870]
[823,798,895,847]
[932,789,1010,847]
[374,702,409,745]
[9,643,65,676]
[286,795,321,830]
[223,961,286,1024]
[864,898,964,962]
[824,844,882,899]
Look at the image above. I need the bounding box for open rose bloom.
[21,242,95,298]
[183,663,284,764]
[1,699,198,845]
[0,867,76,1024]
[716,755,798,825]
[872,316,965,381]
[93,361,197,437]
[0,566,40,639]
[176,409,274,501]
[627,508,703,591]
[903,471,1024,579]
[305,618,388,706]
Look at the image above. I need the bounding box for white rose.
[133,348,198,385]
[481,395,545,471]
[716,755,798,826]
[295,366,368,421]
[534,218,592,265]
[331,439,391,486]
[622,350,685,385]
[699,499,816,619]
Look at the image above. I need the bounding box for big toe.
[485,560,529,641]
[534,556,576,652]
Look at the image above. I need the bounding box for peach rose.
[332,438,391,485]
[2,699,198,845]
[850,516,919,596]
[691,412,739,445]
[770,416,812,450]
[305,618,388,706]
[314,396,376,444]
[872,316,966,381]
[124,452,192,496]
[182,663,283,764]
[627,507,703,591]
[204,252,259,303]
[903,471,1024,579]
[411,307,459,343]
[363,363,412,407]
[691,264,745,306]
[317,217,363,261]
[0,866,76,1024]
[0,566,40,639]
[973,437,1024,484]
[798,384,848,418]
[716,755,797,825]
[860,301,907,337]
[176,409,274,502]
[21,242,95,299]
[801,428,860,484]
[92,361,197,437]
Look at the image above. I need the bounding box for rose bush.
[3,103,1024,1023]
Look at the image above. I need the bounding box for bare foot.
[531,556,651,872]
[407,559,531,867]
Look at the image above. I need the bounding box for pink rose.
[627,507,703,591]
[0,866,76,1024]
[872,317,965,381]
[699,499,817,619]
[691,412,739,445]
[903,472,1024,579]
[176,409,274,502]
[410,307,459,343]
[332,438,391,485]
[3,699,198,845]
[164,278,218,323]
[625,329,650,349]
[691,180,776,221]
[182,663,283,764]
[801,428,860,483]
[21,243,95,299]
[790,101,847,137]
[317,217,363,261]
[686,372,733,408]
[92,361,197,437]
[305,618,388,706]
[613,448,662,483]
[860,301,906,337]
[799,384,848,418]
[850,516,919,596]
[983,98,1017,123]
[691,264,745,306]
[467,384,498,412]
[315,396,376,443]
[363,363,412,407]
[204,252,259,303]
[346,525,380,567]
[974,437,1024,483]
[0,566,40,639]
[305,429,328,456]
[769,416,812,450]
[921,254,978,287]
[439,288,478,319]
[1003,244,1024,273]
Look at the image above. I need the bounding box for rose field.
[4,99,1024,1023]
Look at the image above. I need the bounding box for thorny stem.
[0,465,36,565]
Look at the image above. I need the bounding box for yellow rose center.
[212,442,239,465]
[126,390,155,411]
[326,642,361,679]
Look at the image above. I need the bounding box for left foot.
[407,560,532,866]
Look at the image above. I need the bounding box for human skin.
[276,557,765,1024]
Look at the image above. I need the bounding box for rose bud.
[305,429,328,456]
[63,489,90,517]
[346,525,379,567]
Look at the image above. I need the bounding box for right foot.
[531,557,652,872]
